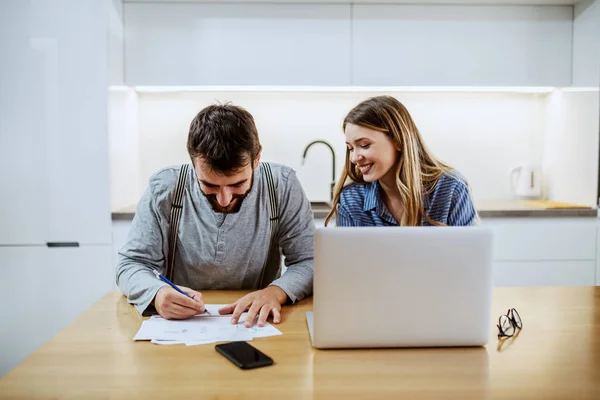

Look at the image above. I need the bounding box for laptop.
[307,226,494,349]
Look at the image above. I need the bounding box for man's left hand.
[218,286,288,328]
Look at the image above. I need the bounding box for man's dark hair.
[187,103,261,174]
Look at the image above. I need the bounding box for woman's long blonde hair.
[325,95,454,227]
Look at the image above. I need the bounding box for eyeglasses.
[497,308,522,338]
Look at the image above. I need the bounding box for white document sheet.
[236,323,283,339]
[133,304,282,346]
[133,316,237,341]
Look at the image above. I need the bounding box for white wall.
[572,0,600,87]
[542,89,600,206]
[109,90,548,209]
[108,88,141,210]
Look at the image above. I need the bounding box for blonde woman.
[325,95,478,227]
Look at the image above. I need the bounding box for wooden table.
[1,288,599,399]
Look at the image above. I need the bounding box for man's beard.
[201,172,254,214]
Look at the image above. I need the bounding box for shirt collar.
[364,181,399,226]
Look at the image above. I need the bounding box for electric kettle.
[510,165,542,199]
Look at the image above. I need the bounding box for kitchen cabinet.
[0,0,113,378]
[352,5,572,86]
[124,3,352,86]
[123,2,575,87]
[481,217,597,261]
[0,246,112,377]
[0,0,112,245]
[111,219,133,289]
[493,261,595,287]
[572,0,600,87]
[109,0,125,86]
[481,217,598,287]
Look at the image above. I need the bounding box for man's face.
[193,157,257,213]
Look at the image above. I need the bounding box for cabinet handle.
[46,242,79,248]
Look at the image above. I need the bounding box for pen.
[152,270,208,313]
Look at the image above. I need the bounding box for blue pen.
[152,270,208,313]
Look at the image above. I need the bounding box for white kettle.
[510,165,542,199]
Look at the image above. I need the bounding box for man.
[116,103,315,328]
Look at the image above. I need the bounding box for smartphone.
[215,341,274,369]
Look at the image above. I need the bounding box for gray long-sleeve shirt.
[116,162,315,315]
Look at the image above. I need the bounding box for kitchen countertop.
[112,200,598,220]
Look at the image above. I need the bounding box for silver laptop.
[307,226,494,349]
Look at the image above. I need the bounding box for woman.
[325,95,478,227]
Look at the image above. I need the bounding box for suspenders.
[258,162,279,288]
[165,164,189,282]
[164,162,279,287]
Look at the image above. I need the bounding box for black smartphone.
[215,341,274,370]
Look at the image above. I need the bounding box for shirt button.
[218,244,224,250]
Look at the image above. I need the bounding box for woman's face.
[344,123,400,183]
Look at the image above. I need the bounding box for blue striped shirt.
[336,172,478,227]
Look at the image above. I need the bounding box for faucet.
[301,140,336,203]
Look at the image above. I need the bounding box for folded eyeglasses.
[497,308,523,338]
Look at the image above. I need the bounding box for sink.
[310,201,332,219]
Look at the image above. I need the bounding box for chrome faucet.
[301,140,336,202]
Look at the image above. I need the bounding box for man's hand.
[218,286,288,328]
[153,285,205,320]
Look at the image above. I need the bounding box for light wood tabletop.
[1,287,599,399]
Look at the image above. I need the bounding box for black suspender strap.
[258,162,279,288]
[165,164,189,282]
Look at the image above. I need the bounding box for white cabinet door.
[124,3,352,86]
[481,218,597,261]
[493,261,596,287]
[352,5,572,86]
[0,3,52,245]
[0,0,111,246]
[0,245,112,377]
[572,0,600,87]
[109,0,125,86]
[112,219,133,289]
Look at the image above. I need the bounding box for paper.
[133,316,238,341]
[236,324,283,339]
[185,330,255,346]
[203,304,230,316]
[149,326,255,346]
[133,304,282,346]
